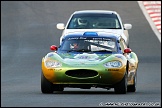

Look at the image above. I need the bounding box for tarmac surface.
[1,1,161,107]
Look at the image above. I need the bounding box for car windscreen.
[60,37,117,53]
[67,14,121,29]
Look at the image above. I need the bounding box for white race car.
[57,10,132,47]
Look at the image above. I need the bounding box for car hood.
[46,52,121,66]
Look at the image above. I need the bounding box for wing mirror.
[50,45,58,51]
[124,24,132,30]
[124,48,132,53]
[56,23,65,30]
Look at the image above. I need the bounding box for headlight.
[104,61,122,68]
[45,60,62,68]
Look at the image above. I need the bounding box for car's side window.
[119,38,127,53]
[122,39,127,49]
[119,39,124,52]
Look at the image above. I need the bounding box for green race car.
[41,32,138,94]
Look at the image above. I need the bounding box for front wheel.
[127,72,137,92]
[41,72,54,94]
[114,73,127,94]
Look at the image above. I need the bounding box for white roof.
[73,10,118,15]
[66,31,121,38]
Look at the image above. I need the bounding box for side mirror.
[50,45,58,51]
[56,23,65,30]
[124,24,132,30]
[124,48,132,53]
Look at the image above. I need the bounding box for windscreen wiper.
[67,50,75,53]
[67,49,91,52]
[95,50,113,53]
[76,49,92,52]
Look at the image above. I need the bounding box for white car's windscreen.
[67,14,121,29]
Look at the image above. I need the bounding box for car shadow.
[53,90,115,94]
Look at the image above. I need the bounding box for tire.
[114,73,127,94]
[41,72,54,93]
[127,72,137,92]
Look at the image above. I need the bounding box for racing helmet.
[77,18,88,26]
[70,41,79,49]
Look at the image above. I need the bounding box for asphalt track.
[1,1,161,107]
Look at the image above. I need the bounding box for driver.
[77,18,88,26]
[70,42,79,50]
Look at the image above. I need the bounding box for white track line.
[137,1,161,42]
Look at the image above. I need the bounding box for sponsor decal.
[74,53,100,61]
[108,69,119,71]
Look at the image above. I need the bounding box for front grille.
[65,69,98,78]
